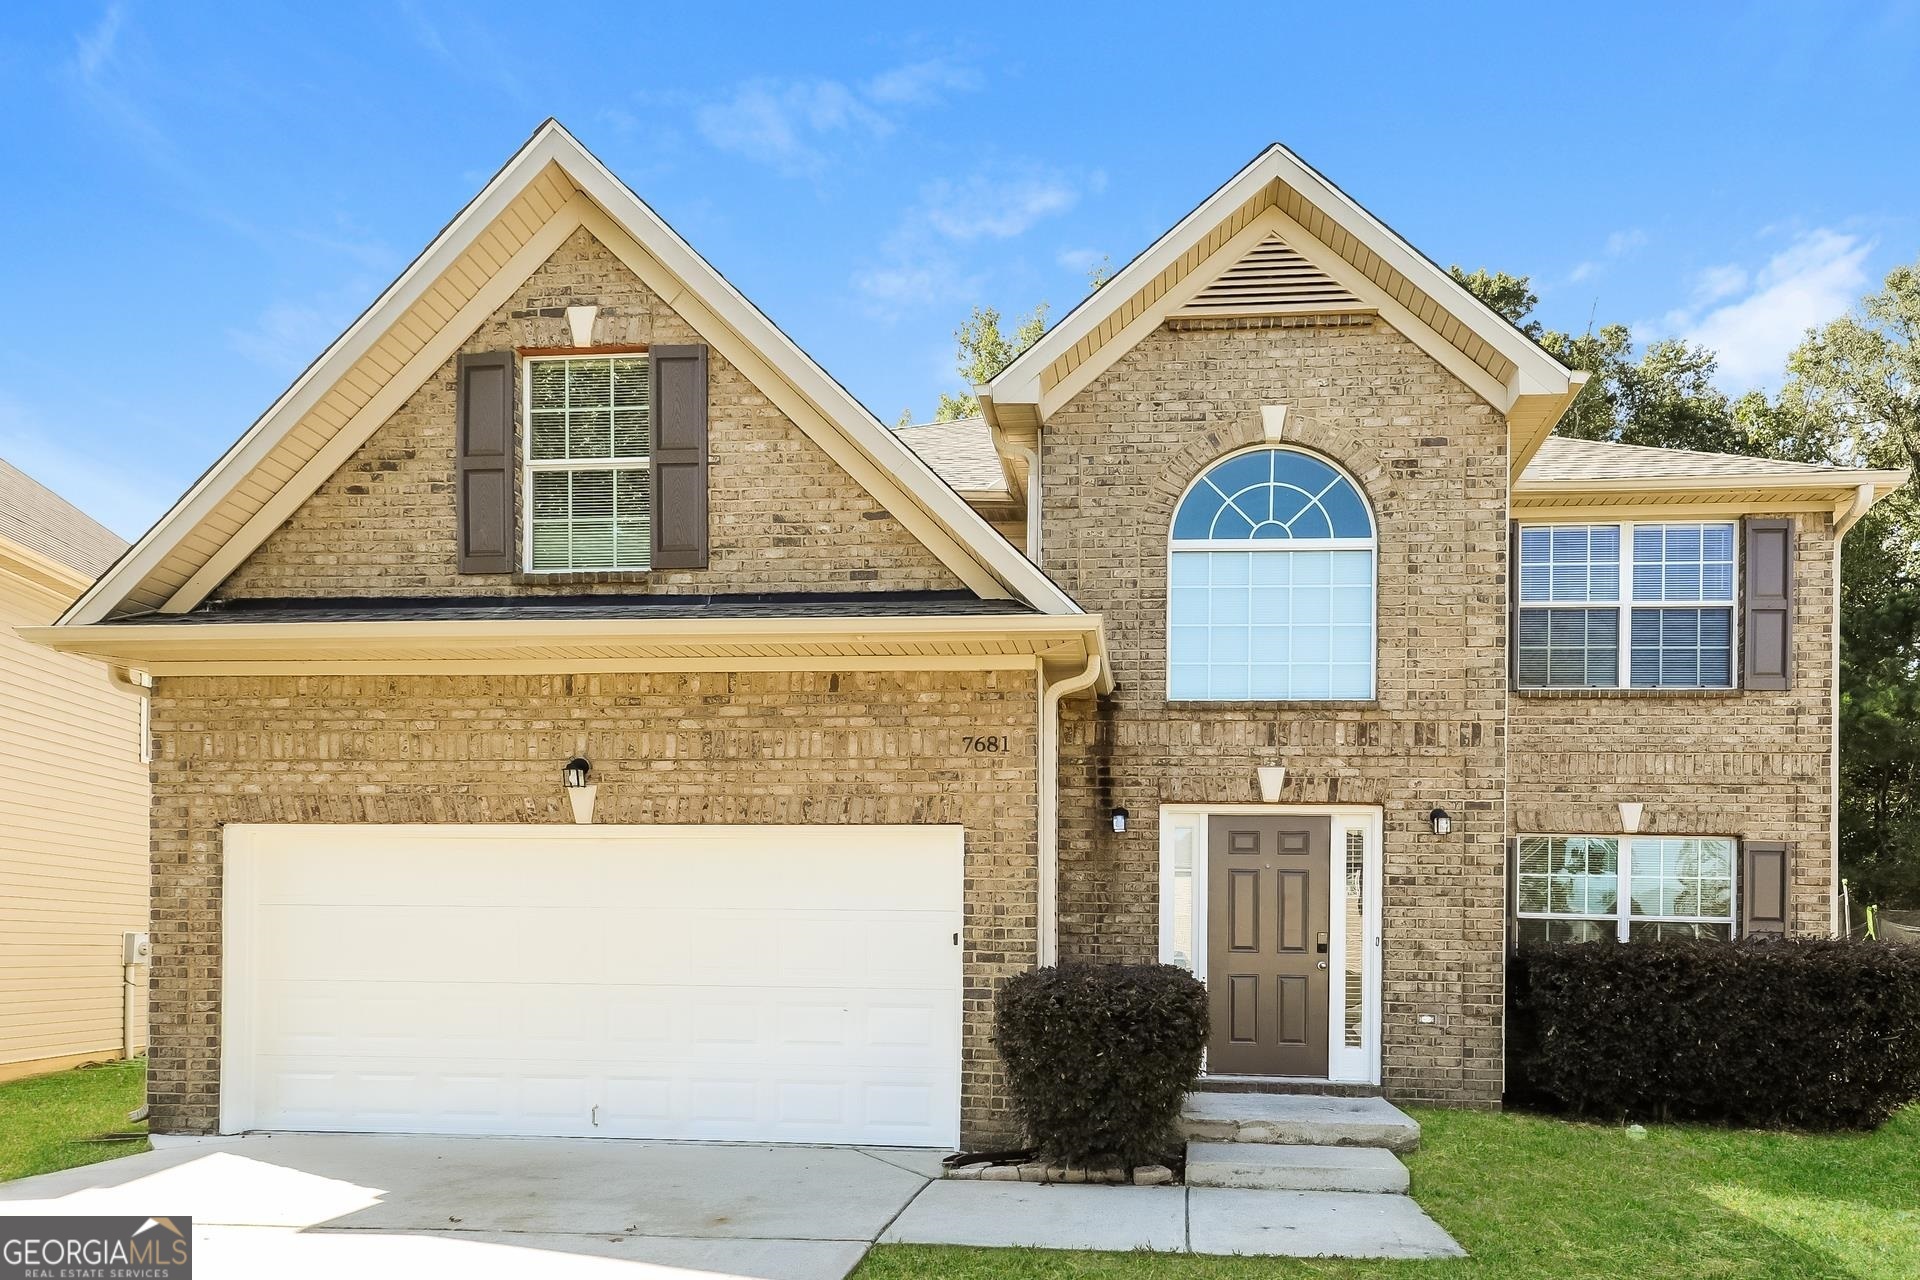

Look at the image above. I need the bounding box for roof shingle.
[891,418,1007,492]
[1519,436,1873,485]
[0,457,127,579]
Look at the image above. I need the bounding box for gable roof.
[0,457,127,581]
[978,144,1585,479]
[61,121,1079,626]
[891,419,1008,495]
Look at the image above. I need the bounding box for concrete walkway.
[0,1134,1462,1277]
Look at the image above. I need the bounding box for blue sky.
[4,2,1919,538]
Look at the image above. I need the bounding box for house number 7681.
[962,735,1008,754]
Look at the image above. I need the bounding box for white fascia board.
[63,120,577,627]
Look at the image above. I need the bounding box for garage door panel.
[226,825,963,1146]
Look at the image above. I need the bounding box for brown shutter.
[1743,518,1794,690]
[650,344,709,570]
[455,351,514,574]
[1740,840,1790,938]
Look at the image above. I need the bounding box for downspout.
[108,667,151,1059]
[1833,482,1876,537]
[1038,654,1103,967]
[1828,485,1874,934]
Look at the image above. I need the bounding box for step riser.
[1185,1141,1410,1194]
[1186,1162,1409,1193]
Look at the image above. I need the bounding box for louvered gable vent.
[1177,233,1363,316]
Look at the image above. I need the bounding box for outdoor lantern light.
[1429,807,1452,836]
[1111,807,1129,834]
[563,757,597,825]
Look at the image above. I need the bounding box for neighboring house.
[0,458,149,1081]
[29,123,1904,1147]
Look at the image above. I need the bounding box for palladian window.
[1168,447,1376,700]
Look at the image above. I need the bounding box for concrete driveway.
[0,1134,946,1279]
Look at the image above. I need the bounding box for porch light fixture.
[563,757,597,825]
[1111,807,1129,834]
[1428,808,1452,836]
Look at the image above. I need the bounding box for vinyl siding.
[0,570,149,1072]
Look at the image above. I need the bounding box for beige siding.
[0,571,149,1071]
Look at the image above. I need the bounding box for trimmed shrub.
[1509,938,1920,1129]
[993,963,1208,1165]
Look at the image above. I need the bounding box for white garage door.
[220,824,963,1146]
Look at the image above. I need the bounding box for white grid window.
[1515,834,1737,944]
[1168,448,1375,701]
[1517,521,1737,689]
[524,355,651,571]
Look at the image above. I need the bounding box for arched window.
[1168,447,1376,700]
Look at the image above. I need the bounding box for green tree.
[1771,263,1920,906]
[1451,265,1748,454]
[928,303,1048,422]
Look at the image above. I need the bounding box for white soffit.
[63,121,1079,625]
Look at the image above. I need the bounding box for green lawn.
[857,1105,1920,1280]
[0,1057,149,1182]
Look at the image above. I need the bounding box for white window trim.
[1166,445,1379,703]
[1514,833,1740,942]
[1159,804,1383,1086]
[520,353,652,575]
[1516,519,1741,690]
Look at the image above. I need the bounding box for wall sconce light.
[1428,807,1452,836]
[563,757,597,825]
[1111,807,1129,834]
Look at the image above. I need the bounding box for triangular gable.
[65,121,1079,625]
[978,144,1583,480]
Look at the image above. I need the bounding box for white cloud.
[1665,229,1873,391]
[1564,227,1647,286]
[864,57,981,106]
[73,3,125,84]
[225,282,374,374]
[695,59,977,178]
[1057,247,1105,272]
[923,169,1080,241]
[851,257,982,309]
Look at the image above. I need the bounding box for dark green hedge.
[1509,938,1920,1129]
[993,963,1208,1165]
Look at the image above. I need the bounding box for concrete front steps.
[1181,1092,1421,1193]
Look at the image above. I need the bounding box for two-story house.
[32,123,1902,1148]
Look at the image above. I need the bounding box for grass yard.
[858,1104,1920,1280]
[0,1057,149,1182]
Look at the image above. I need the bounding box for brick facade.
[146,669,1038,1145]
[220,228,963,600]
[1509,512,1839,934]
[1041,316,1512,1105]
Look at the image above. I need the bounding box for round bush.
[1509,937,1920,1129]
[992,963,1208,1165]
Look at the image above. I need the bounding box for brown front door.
[1206,815,1331,1076]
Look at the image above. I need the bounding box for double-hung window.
[1515,834,1737,943]
[524,355,651,572]
[1515,521,1736,688]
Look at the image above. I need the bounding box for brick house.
[32,123,1904,1147]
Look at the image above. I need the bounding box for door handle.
[1316,961,1328,970]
